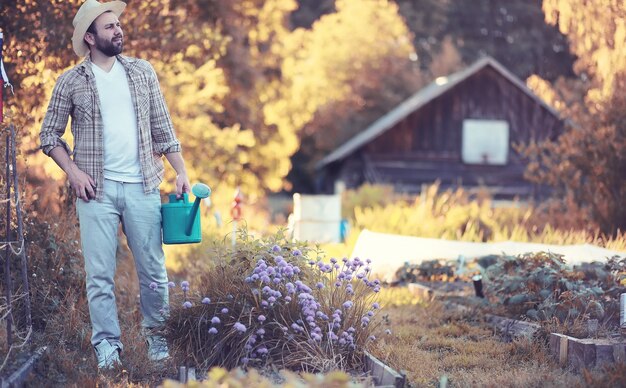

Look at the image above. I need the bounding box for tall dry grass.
[337,183,626,254]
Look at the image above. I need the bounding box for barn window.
[461,119,509,165]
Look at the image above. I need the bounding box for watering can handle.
[185,197,202,236]
[184,183,212,236]
[169,193,189,203]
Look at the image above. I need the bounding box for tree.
[523,1,626,235]
[267,0,422,191]
[0,0,301,206]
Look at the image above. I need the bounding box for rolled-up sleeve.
[146,63,181,155]
[40,74,73,156]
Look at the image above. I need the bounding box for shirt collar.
[77,54,139,77]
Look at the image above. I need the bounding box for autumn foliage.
[0,0,419,205]
[523,1,626,235]
[0,0,622,226]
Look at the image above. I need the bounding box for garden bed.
[409,280,626,373]
[550,333,626,371]
[175,351,406,387]
[363,351,406,387]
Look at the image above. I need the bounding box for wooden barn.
[315,56,565,199]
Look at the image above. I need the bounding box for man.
[39,0,190,370]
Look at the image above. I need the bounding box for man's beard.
[94,34,123,57]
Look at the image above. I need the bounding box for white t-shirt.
[91,59,143,183]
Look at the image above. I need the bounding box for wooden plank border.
[175,354,406,386]
[445,299,626,372]
[549,333,626,371]
[363,351,406,388]
[484,314,541,340]
[0,346,47,388]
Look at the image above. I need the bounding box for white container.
[292,194,341,243]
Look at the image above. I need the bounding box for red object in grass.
[231,187,243,220]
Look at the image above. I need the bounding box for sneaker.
[146,334,170,362]
[94,339,121,370]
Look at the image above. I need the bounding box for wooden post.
[558,335,568,366]
[4,131,13,347]
[178,366,187,383]
[613,344,626,363]
[10,124,32,334]
[472,274,484,298]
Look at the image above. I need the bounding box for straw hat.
[71,0,126,57]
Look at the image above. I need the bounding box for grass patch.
[369,301,588,387]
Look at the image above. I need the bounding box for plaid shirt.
[40,55,181,200]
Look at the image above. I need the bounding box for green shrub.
[483,252,625,329]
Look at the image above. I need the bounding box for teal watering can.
[161,183,211,244]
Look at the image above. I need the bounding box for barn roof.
[316,56,562,169]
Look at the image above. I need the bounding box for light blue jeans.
[76,179,169,350]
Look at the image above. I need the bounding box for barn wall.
[366,67,562,156]
[348,66,563,197]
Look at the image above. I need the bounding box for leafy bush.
[483,252,625,328]
[163,230,382,373]
[393,259,465,284]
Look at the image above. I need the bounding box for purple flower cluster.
[245,253,382,352]
[233,322,246,333]
[247,255,305,310]
[337,327,356,348]
[243,332,270,358]
[173,244,383,367]
[204,310,221,334]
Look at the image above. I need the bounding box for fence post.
[4,129,13,347]
[10,124,32,333]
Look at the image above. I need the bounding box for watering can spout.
[185,183,211,236]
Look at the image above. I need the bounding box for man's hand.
[68,165,97,202]
[49,146,96,202]
[176,172,191,198]
[164,152,191,198]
